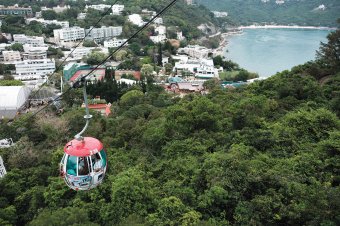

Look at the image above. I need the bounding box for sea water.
[224,28,331,77]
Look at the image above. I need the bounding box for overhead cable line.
[24,0,179,121]
[29,0,121,99]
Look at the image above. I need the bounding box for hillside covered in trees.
[197,0,340,27]
[0,25,339,225]
[0,0,229,40]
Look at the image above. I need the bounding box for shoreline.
[213,31,242,57]
[238,25,337,30]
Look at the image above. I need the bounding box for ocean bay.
[224,28,331,77]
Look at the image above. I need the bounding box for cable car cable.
[24,0,179,122]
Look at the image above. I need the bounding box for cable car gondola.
[59,79,107,191]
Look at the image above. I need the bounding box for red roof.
[88,104,107,109]
[64,137,104,157]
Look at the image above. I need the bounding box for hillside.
[0,27,339,225]
[196,0,340,27]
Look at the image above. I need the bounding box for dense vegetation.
[197,0,340,27]
[0,0,229,41]
[0,27,339,225]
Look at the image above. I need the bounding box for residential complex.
[54,27,85,43]
[13,34,45,47]
[15,59,56,80]
[85,26,123,42]
[0,5,33,17]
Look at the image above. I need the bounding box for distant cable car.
[60,79,107,191]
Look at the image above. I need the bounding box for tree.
[29,207,99,226]
[141,64,154,77]
[86,52,107,65]
[11,43,24,52]
[41,10,58,20]
[157,43,163,66]
[83,40,97,47]
[119,90,144,108]
[164,63,173,75]
[316,29,340,74]
[147,196,201,226]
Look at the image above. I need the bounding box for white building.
[13,34,45,47]
[85,26,122,42]
[177,31,184,41]
[128,14,145,27]
[174,57,221,79]
[150,34,167,43]
[52,5,70,13]
[15,59,55,80]
[26,18,69,28]
[85,4,124,14]
[2,51,21,62]
[22,45,48,60]
[185,0,194,5]
[154,17,163,25]
[212,11,228,18]
[54,26,85,43]
[276,0,285,5]
[178,45,211,59]
[0,86,31,119]
[112,5,124,15]
[70,47,95,60]
[150,25,167,43]
[86,4,111,11]
[104,38,128,48]
[316,4,326,10]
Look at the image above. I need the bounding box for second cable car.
[60,78,107,191]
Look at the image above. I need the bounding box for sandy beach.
[239,25,337,30]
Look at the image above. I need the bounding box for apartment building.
[2,51,21,62]
[13,34,45,47]
[177,45,211,59]
[54,27,85,43]
[85,26,122,42]
[15,59,55,80]
[0,5,33,17]
[22,45,47,60]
